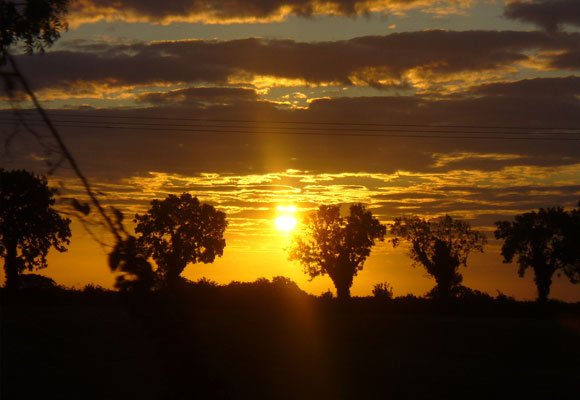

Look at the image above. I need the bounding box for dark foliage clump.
[135,193,227,288]
[372,282,394,300]
[290,204,386,300]
[1,0,69,62]
[495,205,580,302]
[1,169,71,291]
[390,215,486,300]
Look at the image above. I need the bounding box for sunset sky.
[1,0,579,300]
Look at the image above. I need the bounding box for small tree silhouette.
[372,282,394,300]
[135,193,227,288]
[495,206,579,302]
[289,204,386,300]
[0,169,71,290]
[390,215,486,300]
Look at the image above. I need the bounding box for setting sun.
[274,205,298,232]
[3,1,580,398]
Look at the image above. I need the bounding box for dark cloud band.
[13,30,580,91]
[504,0,580,32]
[69,0,458,24]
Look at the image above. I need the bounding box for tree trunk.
[3,238,19,292]
[331,260,354,301]
[335,284,351,301]
[165,271,180,290]
[534,265,554,303]
[164,262,186,290]
[536,280,551,303]
[431,242,461,301]
[433,281,451,300]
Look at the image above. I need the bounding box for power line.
[1,116,578,136]
[1,120,579,141]
[10,110,580,132]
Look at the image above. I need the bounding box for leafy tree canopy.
[289,203,386,300]
[495,205,579,302]
[1,0,69,61]
[390,215,486,299]
[0,168,71,290]
[135,193,227,286]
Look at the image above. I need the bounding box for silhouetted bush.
[373,282,394,300]
[82,283,107,293]
[224,276,308,301]
[495,290,516,303]
[19,273,57,289]
[425,285,494,303]
[319,289,334,301]
[455,286,494,301]
[271,275,300,290]
[195,277,220,288]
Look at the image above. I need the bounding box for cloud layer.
[69,0,473,24]
[10,30,580,100]
[504,0,580,32]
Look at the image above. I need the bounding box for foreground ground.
[1,283,579,399]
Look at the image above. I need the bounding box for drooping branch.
[5,52,122,242]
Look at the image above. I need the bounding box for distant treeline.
[1,168,579,303]
[2,276,579,318]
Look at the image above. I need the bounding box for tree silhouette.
[495,206,579,302]
[390,215,486,300]
[289,204,386,300]
[135,193,227,287]
[0,169,71,290]
[1,0,69,61]
[565,204,580,281]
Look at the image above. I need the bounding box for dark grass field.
[2,284,579,399]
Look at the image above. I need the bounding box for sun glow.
[274,205,298,232]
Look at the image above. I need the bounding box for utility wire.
[1,120,579,141]
[5,53,122,241]
[10,109,580,132]
[1,117,578,136]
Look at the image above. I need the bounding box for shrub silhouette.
[19,273,57,289]
[373,282,394,300]
[390,215,486,300]
[319,289,334,300]
[495,206,580,302]
[0,169,71,291]
[289,204,386,300]
[135,193,227,288]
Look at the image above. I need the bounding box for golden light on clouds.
[68,0,476,27]
[4,0,580,307]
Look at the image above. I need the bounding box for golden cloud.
[59,161,575,238]
[68,0,475,27]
